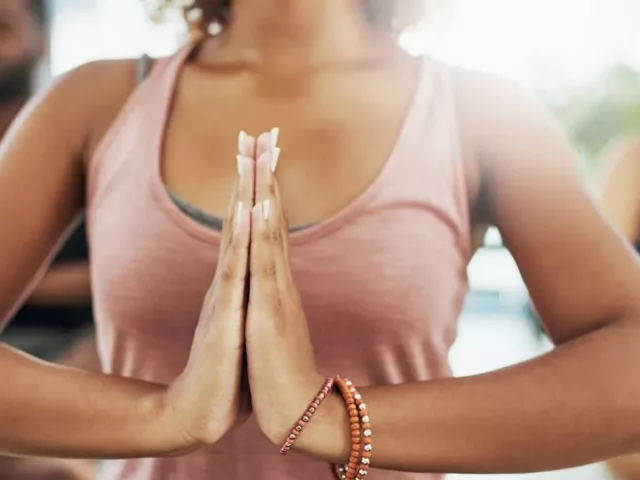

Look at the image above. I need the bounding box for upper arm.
[599,138,640,242]
[453,70,640,344]
[0,59,136,325]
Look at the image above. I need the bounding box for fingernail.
[238,130,248,154]
[234,202,244,236]
[236,155,244,178]
[270,127,280,151]
[262,199,271,221]
[271,147,281,173]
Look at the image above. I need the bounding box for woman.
[1,1,640,479]
[600,137,640,480]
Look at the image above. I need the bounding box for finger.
[238,130,257,159]
[250,198,281,314]
[255,153,290,274]
[253,152,293,291]
[237,131,256,211]
[214,203,251,321]
[256,128,279,166]
[220,135,256,253]
[273,178,291,264]
[235,155,256,225]
[219,182,239,254]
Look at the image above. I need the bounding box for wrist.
[148,389,204,457]
[292,385,352,464]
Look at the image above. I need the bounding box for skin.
[0,0,92,308]
[601,138,640,243]
[600,138,640,480]
[1,0,640,474]
[0,1,95,478]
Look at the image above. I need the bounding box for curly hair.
[148,0,425,36]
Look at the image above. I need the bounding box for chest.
[162,62,420,227]
[90,198,468,357]
[86,54,472,377]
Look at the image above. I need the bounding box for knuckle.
[224,206,234,226]
[219,263,236,284]
[259,228,273,243]
[272,295,283,314]
[268,181,277,197]
[260,263,277,279]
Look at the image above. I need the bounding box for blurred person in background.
[3,1,640,480]
[601,137,640,251]
[0,0,96,479]
[600,136,640,480]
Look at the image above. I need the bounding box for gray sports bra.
[138,54,309,233]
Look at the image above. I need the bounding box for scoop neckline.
[150,41,433,247]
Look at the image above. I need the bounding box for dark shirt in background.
[4,221,91,335]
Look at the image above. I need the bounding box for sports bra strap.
[136,54,152,86]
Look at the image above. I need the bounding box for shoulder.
[447,66,577,184]
[2,58,145,170]
[58,58,146,159]
[448,67,562,164]
[47,54,173,160]
[444,66,582,226]
[23,58,143,166]
[47,58,140,115]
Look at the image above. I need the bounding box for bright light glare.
[400,0,640,88]
[50,0,183,76]
[51,0,639,91]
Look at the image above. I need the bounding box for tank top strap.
[137,54,153,85]
[86,43,197,213]
[433,59,471,261]
[380,55,471,263]
[144,42,199,146]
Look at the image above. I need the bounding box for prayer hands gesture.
[162,130,326,451]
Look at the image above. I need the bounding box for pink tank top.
[87,45,471,480]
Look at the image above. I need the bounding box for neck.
[0,97,28,140]
[216,0,387,68]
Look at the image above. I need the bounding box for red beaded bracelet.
[279,378,334,455]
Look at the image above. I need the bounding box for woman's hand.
[160,133,256,450]
[246,134,328,446]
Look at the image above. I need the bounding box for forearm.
[26,263,91,307]
[0,344,185,459]
[298,318,640,473]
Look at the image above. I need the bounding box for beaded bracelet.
[331,377,373,480]
[350,381,372,480]
[333,377,361,479]
[279,378,334,454]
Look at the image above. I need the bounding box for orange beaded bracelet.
[334,377,361,479]
[331,377,372,480]
[351,381,372,480]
